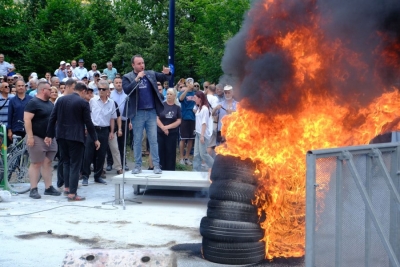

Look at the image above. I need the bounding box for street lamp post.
[168,0,175,86]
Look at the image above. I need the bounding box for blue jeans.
[131,109,159,167]
[193,132,214,171]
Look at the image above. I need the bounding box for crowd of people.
[0,53,237,201]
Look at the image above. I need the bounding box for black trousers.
[82,127,109,180]
[56,142,64,188]
[58,139,85,195]
[117,120,128,166]
[157,131,178,171]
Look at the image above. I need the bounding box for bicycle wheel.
[8,150,30,194]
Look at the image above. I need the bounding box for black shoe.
[101,170,106,178]
[148,166,154,170]
[82,178,88,186]
[29,188,41,199]
[94,178,107,185]
[106,165,112,171]
[44,185,62,196]
[125,165,129,171]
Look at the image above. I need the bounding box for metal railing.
[306,143,400,267]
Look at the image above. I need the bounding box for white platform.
[111,170,210,202]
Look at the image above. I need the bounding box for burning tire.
[210,155,258,185]
[207,200,259,223]
[200,217,263,243]
[201,155,264,265]
[202,237,265,265]
[209,180,256,204]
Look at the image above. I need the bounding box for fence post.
[306,152,317,267]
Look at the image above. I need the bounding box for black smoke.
[220,0,400,114]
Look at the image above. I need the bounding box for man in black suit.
[45,82,100,201]
[122,54,170,175]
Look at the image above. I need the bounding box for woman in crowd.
[156,88,182,170]
[192,91,214,172]
[49,86,58,104]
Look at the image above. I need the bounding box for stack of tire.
[200,155,265,265]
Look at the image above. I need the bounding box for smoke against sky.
[220,0,400,114]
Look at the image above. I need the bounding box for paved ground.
[0,164,304,267]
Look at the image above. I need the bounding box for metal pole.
[365,154,372,267]
[305,152,317,267]
[390,146,400,267]
[168,0,175,87]
[335,158,343,267]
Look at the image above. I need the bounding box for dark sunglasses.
[98,88,108,91]
[204,86,208,88]
[157,83,161,86]
[194,85,199,87]
[4,86,9,88]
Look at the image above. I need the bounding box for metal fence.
[305,143,400,267]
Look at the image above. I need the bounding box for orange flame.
[216,0,400,260]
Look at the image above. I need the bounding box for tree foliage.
[1,0,250,83]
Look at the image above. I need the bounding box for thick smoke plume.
[220,0,400,114]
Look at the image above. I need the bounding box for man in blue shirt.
[8,79,32,139]
[178,82,196,165]
[74,59,88,80]
[122,55,170,174]
[103,61,118,81]
[54,61,67,81]
[0,54,14,77]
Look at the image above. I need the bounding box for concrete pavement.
[0,166,304,267]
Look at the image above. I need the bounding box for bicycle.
[0,133,31,194]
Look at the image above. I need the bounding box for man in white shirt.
[88,73,100,95]
[81,80,117,186]
[88,63,100,81]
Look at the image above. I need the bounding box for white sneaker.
[185,158,193,165]
[179,159,185,165]
[153,166,162,174]
[131,166,142,174]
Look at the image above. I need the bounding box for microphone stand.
[102,81,141,209]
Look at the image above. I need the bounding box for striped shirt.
[0,94,15,126]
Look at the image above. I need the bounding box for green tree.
[2,0,250,82]
[191,0,250,83]
[0,0,26,66]
[20,0,87,76]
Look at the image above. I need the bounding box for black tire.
[207,199,259,223]
[209,180,256,204]
[200,217,263,243]
[202,237,265,265]
[211,155,258,185]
